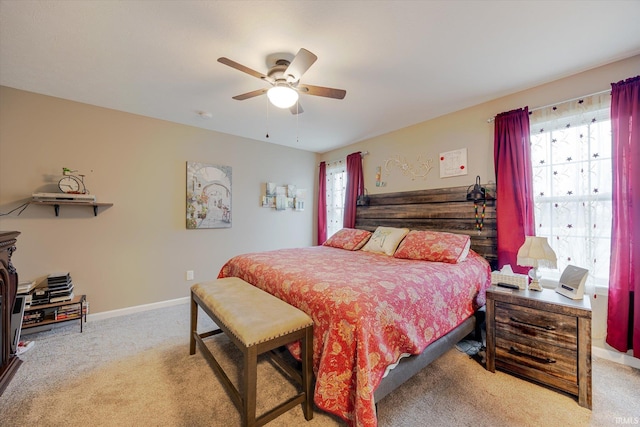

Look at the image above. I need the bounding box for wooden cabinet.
[0,231,22,396]
[486,287,592,409]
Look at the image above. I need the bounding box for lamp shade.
[267,85,299,109]
[517,236,557,269]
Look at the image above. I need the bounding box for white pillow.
[361,226,410,256]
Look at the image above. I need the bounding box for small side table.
[22,294,87,333]
[486,286,592,409]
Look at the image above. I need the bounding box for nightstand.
[486,286,592,409]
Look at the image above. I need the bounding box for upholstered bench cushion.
[191,277,313,347]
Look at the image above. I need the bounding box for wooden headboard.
[355,186,497,269]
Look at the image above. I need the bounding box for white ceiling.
[1,1,639,153]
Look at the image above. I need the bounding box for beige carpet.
[1,303,639,426]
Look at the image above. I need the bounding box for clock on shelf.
[57,167,87,194]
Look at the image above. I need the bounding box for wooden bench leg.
[302,325,314,421]
[243,345,258,427]
[189,292,197,355]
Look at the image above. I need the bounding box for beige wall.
[0,87,316,313]
[320,55,640,199]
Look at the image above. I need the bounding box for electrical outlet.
[186,270,194,281]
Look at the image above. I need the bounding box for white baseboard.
[86,296,190,322]
[592,342,640,370]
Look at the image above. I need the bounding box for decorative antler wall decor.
[384,154,434,180]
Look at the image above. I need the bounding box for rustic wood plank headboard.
[355,185,497,269]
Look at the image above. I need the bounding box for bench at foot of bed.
[190,277,314,427]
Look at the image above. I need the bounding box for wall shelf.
[29,200,113,216]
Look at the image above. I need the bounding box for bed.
[218,186,496,427]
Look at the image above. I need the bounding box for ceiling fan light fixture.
[267,84,299,109]
[219,49,346,114]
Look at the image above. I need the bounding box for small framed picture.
[439,148,468,178]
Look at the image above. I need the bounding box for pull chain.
[296,102,299,144]
[265,96,270,139]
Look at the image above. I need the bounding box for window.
[529,93,612,293]
[325,159,346,239]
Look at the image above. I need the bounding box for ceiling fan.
[218,48,346,114]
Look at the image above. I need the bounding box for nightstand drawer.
[495,334,577,383]
[495,301,577,349]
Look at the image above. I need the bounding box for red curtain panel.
[494,107,535,274]
[343,152,364,229]
[317,161,327,245]
[607,75,640,358]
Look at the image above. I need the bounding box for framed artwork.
[261,182,306,212]
[439,148,468,178]
[266,182,276,197]
[186,162,232,229]
[275,195,287,211]
[275,185,287,197]
[275,186,287,211]
[295,188,306,211]
[261,196,276,208]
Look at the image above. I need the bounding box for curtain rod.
[318,151,369,166]
[486,88,611,123]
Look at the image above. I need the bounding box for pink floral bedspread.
[218,246,491,427]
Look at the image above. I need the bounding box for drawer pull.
[509,316,556,331]
[509,346,556,364]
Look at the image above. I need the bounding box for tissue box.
[491,271,528,290]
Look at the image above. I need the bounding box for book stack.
[22,310,44,326]
[27,273,75,306]
[47,272,75,304]
[55,303,81,321]
[17,280,38,294]
[30,285,50,306]
[17,280,38,307]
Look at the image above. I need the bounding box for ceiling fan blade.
[298,84,346,100]
[284,48,317,83]
[232,88,267,100]
[218,57,273,83]
[289,102,304,115]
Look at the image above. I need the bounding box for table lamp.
[516,236,557,291]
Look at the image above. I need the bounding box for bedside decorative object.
[466,175,491,233]
[517,236,557,291]
[356,189,369,206]
[555,265,589,300]
[490,264,528,290]
[466,175,485,201]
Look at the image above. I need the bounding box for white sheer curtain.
[529,92,612,294]
[325,159,346,239]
